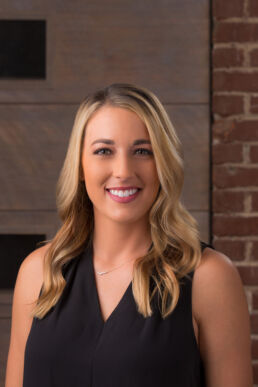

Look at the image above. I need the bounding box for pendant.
[96,270,108,275]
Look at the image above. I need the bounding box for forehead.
[85,106,149,143]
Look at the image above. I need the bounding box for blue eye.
[93,148,153,156]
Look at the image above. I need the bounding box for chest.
[93,262,133,322]
[93,265,200,350]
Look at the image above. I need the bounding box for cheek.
[82,157,105,182]
[144,163,159,185]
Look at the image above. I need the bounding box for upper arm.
[192,248,253,387]
[5,243,50,387]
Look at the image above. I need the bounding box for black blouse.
[23,240,215,387]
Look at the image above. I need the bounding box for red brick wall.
[212,0,258,383]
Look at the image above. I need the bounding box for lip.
[106,188,141,203]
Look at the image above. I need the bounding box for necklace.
[95,241,153,276]
[96,257,137,276]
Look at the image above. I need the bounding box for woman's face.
[81,105,160,224]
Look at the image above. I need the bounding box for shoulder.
[195,245,239,285]
[17,242,51,302]
[192,246,253,385]
[21,242,51,275]
[192,246,244,323]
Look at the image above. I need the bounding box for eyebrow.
[91,138,151,146]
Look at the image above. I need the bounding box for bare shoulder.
[192,246,244,323]
[193,246,238,294]
[18,242,51,302]
[192,246,253,386]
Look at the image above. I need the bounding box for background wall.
[0,0,211,384]
[212,0,258,384]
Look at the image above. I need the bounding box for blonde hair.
[31,82,202,320]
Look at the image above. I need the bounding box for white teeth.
[109,188,138,197]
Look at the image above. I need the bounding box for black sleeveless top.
[23,240,214,387]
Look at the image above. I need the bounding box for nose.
[113,152,135,178]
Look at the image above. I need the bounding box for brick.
[212,120,236,142]
[213,0,244,19]
[213,165,258,188]
[251,313,258,333]
[250,145,258,163]
[252,193,258,212]
[250,96,258,114]
[213,120,258,143]
[212,143,243,163]
[254,363,258,385]
[212,95,244,116]
[250,241,258,261]
[213,47,244,67]
[213,215,258,236]
[213,239,245,261]
[213,190,244,212]
[252,338,258,359]
[237,266,258,286]
[250,243,258,261]
[250,48,258,67]
[249,0,258,17]
[253,292,258,310]
[214,22,258,43]
[213,71,258,92]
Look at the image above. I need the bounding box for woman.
[5,83,253,386]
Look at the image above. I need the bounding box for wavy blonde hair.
[31,82,202,320]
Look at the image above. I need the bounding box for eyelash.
[93,148,153,156]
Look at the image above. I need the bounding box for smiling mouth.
[105,188,141,202]
[105,188,141,195]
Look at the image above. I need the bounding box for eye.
[93,148,153,156]
[135,148,153,155]
[93,148,111,155]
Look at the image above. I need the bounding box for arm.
[192,248,253,387]
[4,244,48,387]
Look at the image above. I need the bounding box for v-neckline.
[87,240,154,326]
[89,246,133,326]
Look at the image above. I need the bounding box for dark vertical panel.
[0,20,46,79]
[0,234,46,289]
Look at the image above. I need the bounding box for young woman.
[5,83,253,386]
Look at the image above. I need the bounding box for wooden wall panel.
[0,105,77,210]
[167,105,210,211]
[0,0,209,104]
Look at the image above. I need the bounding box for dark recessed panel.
[0,234,46,289]
[0,20,46,79]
